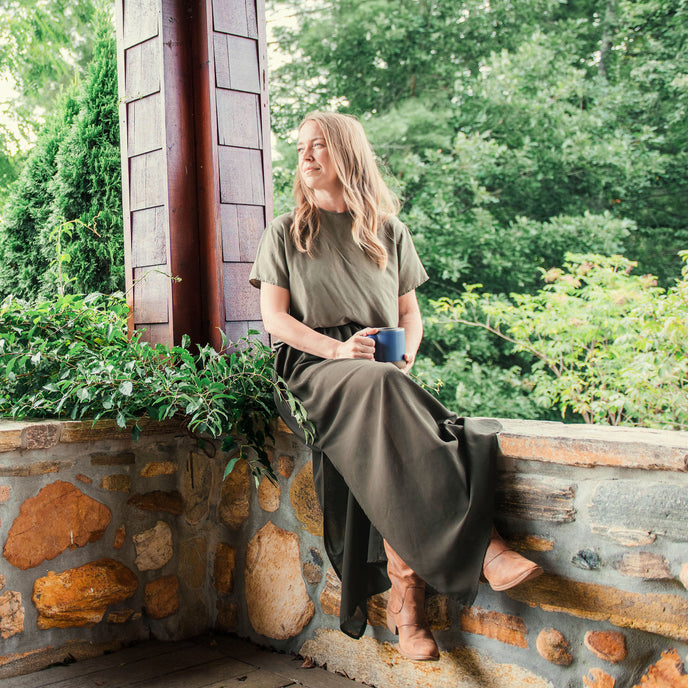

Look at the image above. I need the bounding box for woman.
[249,111,542,661]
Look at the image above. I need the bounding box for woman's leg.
[482,528,543,591]
[383,540,440,661]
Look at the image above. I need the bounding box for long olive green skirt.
[274,323,500,639]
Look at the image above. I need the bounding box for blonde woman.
[249,111,541,661]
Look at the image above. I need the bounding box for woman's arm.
[260,283,376,360]
[398,290,423,373]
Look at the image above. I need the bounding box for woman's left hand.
[398,352,415,374]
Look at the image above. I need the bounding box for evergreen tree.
[0,92,79,299]
[48,12,123,295]
[0,10,123,299]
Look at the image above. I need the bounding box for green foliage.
[0,92,80,299]
[269,0,688,418]
[0,10,123,300]
[47,13,124,294]
[0,0,100,145]
[431,253,688,428]
[0,293,313,482]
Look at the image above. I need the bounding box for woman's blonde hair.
[292,111,400,270]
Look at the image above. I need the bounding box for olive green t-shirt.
[249,209,428,330]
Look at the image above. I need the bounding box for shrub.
[431,252,688,429]
[0,293,311,481]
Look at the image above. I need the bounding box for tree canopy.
[268,0,688,421]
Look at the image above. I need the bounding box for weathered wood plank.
[127,93,162,156]
[212,0,258,38]
[1,641,192,687]
[224,320,267,345]
[133,266,171,324]
[129,150,166,211]
[221,203,264,262]
[213,34,260,93]
[222,262,261,321]
[125,39,160,101]
[133,323,171,345]
[131,206,167,268]
[216,90,262,149]
[123,0,159,49]
[36,644,229,688]
[211,636,357,688]
[218,147,265,205]
[129,656,256,688]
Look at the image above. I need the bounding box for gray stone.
[589,480,688,542]
[571,549,600,570]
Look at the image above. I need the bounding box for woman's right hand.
[334,328,378,360]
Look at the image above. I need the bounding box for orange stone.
[33,559,138,629]
[680,563,688,591]
[507,573,688,642]
[127,490,184,514]
[213,543,236,595]
[0,591,24,639]
[536,628,573,666]
[584,668,616,688]
[4,481,112,569]
[0,486,10,502]
[258,477,281,512]
[100,474,132,493]
[107,609,134,623]
[461,606,528,648]
[277,455,295,478]
[632,649,688,688]
[245,521,314,640]
[320,569,341,618]
[509,534,554,552]
[584,630,627,663]
[113,525,126,550]
[179,537,207,589]
[75,474,93,484]
[289,460,323,536]
[217,459,250,529]
[144,575,179,619]
[140,461,177,477]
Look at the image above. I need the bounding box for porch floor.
[1,635,362,688]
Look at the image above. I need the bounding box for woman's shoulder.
[266,210,295,236]
[381,213,411,241]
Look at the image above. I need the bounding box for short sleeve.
[396,221,429,296]
[249,217,290,289]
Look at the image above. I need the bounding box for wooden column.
[116,0,270,348]
[192,0,272,349]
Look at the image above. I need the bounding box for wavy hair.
[292,111,400,270]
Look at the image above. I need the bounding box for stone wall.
[1,418,687,687]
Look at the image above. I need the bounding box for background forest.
[0,0,686,428]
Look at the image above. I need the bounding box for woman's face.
[297,120,341,196]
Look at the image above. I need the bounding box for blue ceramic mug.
[369,327,406,365]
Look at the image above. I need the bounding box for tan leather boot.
[482,528,543,591]
[383,540,439,661]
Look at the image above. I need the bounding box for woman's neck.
[313,188,347,213]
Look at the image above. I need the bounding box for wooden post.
[116,0,271,348]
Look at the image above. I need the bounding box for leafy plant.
[0,292,312,483]
[431,252,688,429]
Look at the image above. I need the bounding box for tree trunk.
[599,0,619,79]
